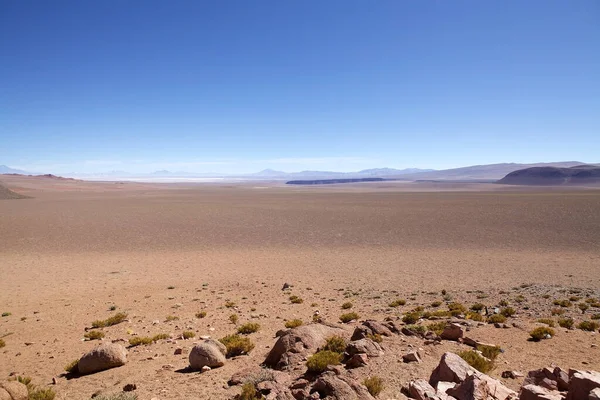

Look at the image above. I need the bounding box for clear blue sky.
[1,0,598,174]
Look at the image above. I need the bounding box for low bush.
[285,319,303,328]
[466,311,485,322]
[92,394,138,400]
[404,324,427,335]
[579,303,590,313]
[341,302,353,309]
[448,303,466,316]
[577,320,600,331]
[219,334,255,357]
[0,338,5,348]
[229,314,239,324]
[388,299,407,307]
[487,314,506,324]
[500,307,516,317]
[237,382,259,400]
[363,376,384,397]
[426,321,446,336]
[195,311,207,318]
[289,295,304,304]
[553,299,572,307]
[84,330,105,340]
[322,335,346,353]
[536,318,555,327]
[470,303,485,311]
[430,301,442,307]
[91,312,127,328]
[459,350,494,373]
[306,350,342,373]
[551,307,565,316]
[402,312,421,324]
[237,322,260,334]
[558,317,574,329]
[165,315,179,322]
[367,333,383,343]
[64,359,79,373]
[476,344,501,360]
[530,326,555,341]
[129,333,169,347]
[182,331,195,339]
[339,312,359,323]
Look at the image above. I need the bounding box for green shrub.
[237,323,260,334]
[195,311,207,318]
[306,350,342,373]
[459,350,494,373]
[536,318,555,327]
[84,330,105,340]
[285,319,303,328]
[64,359,79,373]
[339,312,359,323]
[237,382,259,400]
[477,344,501,360]
[219,334,255,357]
[579,303,590,313]
[487,314,506,324]
[389,299,406,307]
[577,320,600,331]
[323,335,346,354]
[466,311,485,322]
[402,312,420,324]
[427,321,446,336]
[500,307,516,317]
[553,299,572,307]
[341,302,353,309]
[470,303,485,311]
[363,376,384,397]
[289,295,304,304]
[182,331,195,339]
[448,303,466,316]
[28,388,56,400]
[129,336,154,347]
[165,315,179,322]
[558,317,574,329]
[499,300,509,307]
[430,309,450,318]
[404,324,427,335]
[367,333,383,343]
[91,312,127,328]
[529,326,555,341]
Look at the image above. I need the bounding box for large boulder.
[77,343,127,375]
[447,374,492,400]
[430,352,516,400]
[440,323,464,341]
[189,339,227,370]
[263,323,348,370]
[311,372,375,400]
[519,385,564,400]
[567,370,600,400]
[362,320,393,336]
[0,381,28,400]
[408,379,439,400]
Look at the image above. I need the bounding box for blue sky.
[1,1,599,174]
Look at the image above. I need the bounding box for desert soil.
[1,175,599,399]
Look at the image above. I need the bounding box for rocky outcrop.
[310,372,375,400]
[263,323,348,370]
[77,343,127,375]
[566,370,600,400]
[345,338,384,358]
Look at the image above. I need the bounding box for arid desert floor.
[1,175,599,399]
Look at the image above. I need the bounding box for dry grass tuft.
[91,312,127,328]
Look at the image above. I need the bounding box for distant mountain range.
[2,162,598,182]
[498,164,600,186]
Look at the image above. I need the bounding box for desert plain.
[1,174,599,399]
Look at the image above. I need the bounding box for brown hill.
[497,164,600,186]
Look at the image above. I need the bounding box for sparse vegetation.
[427,321,446,335]
[476,344,501,360]
[1,312,11,317]
[237,322,260,334]
[64,359,79,373]
[196,311,207,318]
[579,303,589,313]
[558,317,574,329]
[388,299,406,307]
[367,333,383,343]
[0,338,5,348]
[499,299,509,307]
[285,319,303,328]
[569,296,581,302]
[447,302,466,316]
[341,302,353,309]
[459,350,494,373]
[84,330,105,340]
[165,315,179,322]
[466,311,485,322]
[182,331,195,339]
[237,382,260,400]
[529,326,555,341]
[129,333,169,347]
[225,301,236,308]
[404,324,427,335]
[470,303,485,311]
[577,320,599,331]
[91,312,127,328]
[487,314,506,324]
[553,299,572,307]
[220,334,255,357]
[363,376,384,397]
[431,301,442,307]
[551,307,565,316]
[592,313,600,320]
[306,350,342,373]
[109,305,117,311]
[229,314,239,324]
[500,307,516,317]
[339,312,359,323]
[93,394,138,400]
[536,318,555,327]
[289,295,304,304]
[28,387,56,400]
[402,312,421,324]
[323,335,347,353]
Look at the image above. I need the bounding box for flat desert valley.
[1,175,600,399]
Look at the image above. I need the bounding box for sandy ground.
[1,175,599,399]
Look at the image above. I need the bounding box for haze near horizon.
[1,1,599,175]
